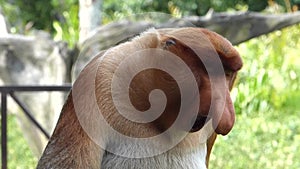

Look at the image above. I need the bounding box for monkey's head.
[158,28,242,135]
[126,28,242,136]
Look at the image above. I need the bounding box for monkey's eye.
[165,39,176,47]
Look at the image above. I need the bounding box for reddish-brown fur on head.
[150,28,243,135]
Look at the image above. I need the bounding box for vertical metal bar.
[1,92,7,169]
[0,85,72,168]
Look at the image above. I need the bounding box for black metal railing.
[0,85,72,169]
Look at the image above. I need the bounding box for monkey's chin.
[189,116,208,133]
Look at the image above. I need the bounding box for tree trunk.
[74,11,300,78]
[0,32,68,157]
[0,11,9,36]
[79,0,102,43]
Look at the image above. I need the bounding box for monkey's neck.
[37,93,101,169]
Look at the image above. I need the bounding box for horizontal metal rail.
[0,85,72,92]
[0,85,72,169]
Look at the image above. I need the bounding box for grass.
[8,115,37,169]
[210,109,300,169]
[1,115,37,169]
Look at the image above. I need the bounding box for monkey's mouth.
[189,116,208,133]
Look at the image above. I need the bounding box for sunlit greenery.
[233,25,300,115]
[0,0,79,47]
[2,115,37,169]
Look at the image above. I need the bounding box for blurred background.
[0,0,299,168]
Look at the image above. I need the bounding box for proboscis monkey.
[37,27,242,169]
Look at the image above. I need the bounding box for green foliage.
[233,24,300,115]
[247,0,268,11]
[1,0,299,48]
[1,115,37,169]
[101,0,300,24]
[211,112,300,168]
[14,0,54,31]
[0,0,78,47]
[101,0,246,21]
[0,0,54,32]
[51,0,79,48]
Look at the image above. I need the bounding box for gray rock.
[0,32,67,157]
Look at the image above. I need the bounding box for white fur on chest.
[100,120,214,169]
[101,143,207,169]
